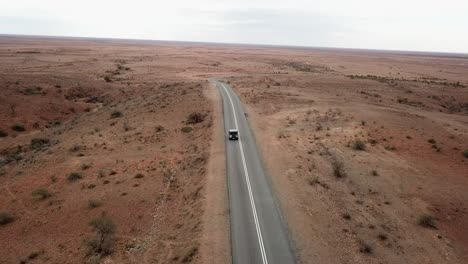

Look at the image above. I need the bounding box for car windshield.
[229,131,238,135]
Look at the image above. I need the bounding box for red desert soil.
[1,36,468,264]
[226,50,468,263]
[0,36,233,264]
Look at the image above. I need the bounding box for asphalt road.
[211,79,296,264]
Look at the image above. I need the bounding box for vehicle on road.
[229,129,239,140]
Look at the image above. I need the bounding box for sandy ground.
[227,51,468,263]
[1,35,467,263]
[0,36,230,264]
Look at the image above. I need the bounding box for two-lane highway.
[211,79,296,264]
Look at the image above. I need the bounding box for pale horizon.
[1,0,468,53]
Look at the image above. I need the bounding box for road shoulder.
[199,81,231,264]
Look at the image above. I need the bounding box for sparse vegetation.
[69,144,82,152]
[418,214,437,229]
[186,112,205,124]
[11,123,25,132]
[110,111,122,118]
[182,246,199,263]
[50,175,57,183]
[155,125,165,132]
[332,159,346,178]
[28,251,41,260]
[81,163,91,170]
[371,170,379,176]
[427,138,436,144]
[32,188,51,200]
[68,172,83,182]
[85,214,116,256]
[352,139,366,151]
[0,211,14,225]
[359,242,373,254]
[30,138,50,150]
[377,233,388,241]
[134,173,144,179]
[104,76,112,82]
[463,149,468,158]
[87,200,102,209]
[385,145,396,151]
[342,213,351,220]
[181,126,193,133]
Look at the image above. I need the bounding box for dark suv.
[229,129,239,140]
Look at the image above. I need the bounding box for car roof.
[229,129,238,132]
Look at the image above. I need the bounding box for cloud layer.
[1,0,467,53]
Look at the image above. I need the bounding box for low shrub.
[0,130,8,137]
[85,214,116,256]
[30,138,50,150]
[385,145,396,151]
[418,214,437,229]
[186,112,205,124]
[32,188,51,200]
[352,140,366,151]
[359,242,373,254]
[69,144,82,152]
[110,111,122,118]
[0,211,14,225]
[11,124,25,132]
[463,149,468,158]
[342,213,351,220]
[68,172,83,182]
[88,200,102,209]
[332,159,346,178]
[181,126,193,133]
[377,233,388,241]
[81,163,91,170]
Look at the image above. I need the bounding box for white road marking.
[221,83,268,264]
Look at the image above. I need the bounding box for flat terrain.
[1,36,467,263]
[0,36,228,264]
[227,49,468,263]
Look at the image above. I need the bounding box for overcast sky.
[1,0,468,53]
